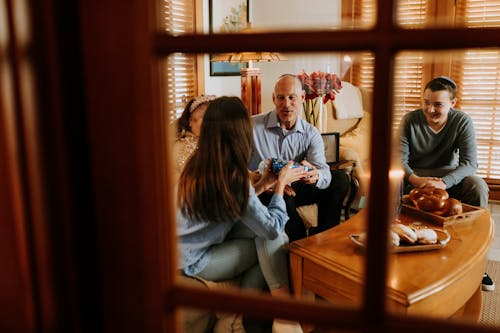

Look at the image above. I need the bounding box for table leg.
[289,253,303,298]
[450,286,482,322]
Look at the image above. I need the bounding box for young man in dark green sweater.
[399,76,492,290]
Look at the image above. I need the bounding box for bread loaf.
[392,224,417,244]
[408,187,463,216]
[415,228,438,244]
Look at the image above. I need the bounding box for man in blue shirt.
[249,74,349,241]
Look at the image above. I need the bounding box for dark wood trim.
[3,0,500,332]
[486,179,500,202]
[79,1,167,332]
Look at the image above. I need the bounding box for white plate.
[349,228,450,253]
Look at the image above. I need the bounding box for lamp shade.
[210,52,287,63]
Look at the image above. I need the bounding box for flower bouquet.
[296,70,342,128]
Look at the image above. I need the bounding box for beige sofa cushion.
[332,82,364,119]
[340,110,371,171]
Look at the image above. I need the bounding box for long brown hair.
[178,96,253,221]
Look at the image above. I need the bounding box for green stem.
[303,101,310,123]
[312,98,318,126]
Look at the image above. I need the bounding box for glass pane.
[391,50,498,326]
[162,0,378,36]
[164,48,498,328]
[395,0,500,29]
[250,0,343,31]
[164,51,370,329]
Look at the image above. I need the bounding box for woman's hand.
[274,161,307,196]
[299,160,319,185]
[251,159,277,195]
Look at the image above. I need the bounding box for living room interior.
[166,1,500,331]
[2,0,500,333]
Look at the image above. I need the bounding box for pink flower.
[296,70,342,102]
[296,70,343,126]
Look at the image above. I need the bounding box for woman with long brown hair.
[177,96,304,333]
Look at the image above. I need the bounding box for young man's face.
[422,89,457,129]
[272,76,305,130]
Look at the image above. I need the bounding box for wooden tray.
[350,228,450,253]
[401,196,484,226]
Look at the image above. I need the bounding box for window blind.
[164,0,197,121]
[393,52,425,129]
[452,50,500,179]
[456,0,500,27]
[393,0,427,130]
[453,0,500,179]
[452,0,500,180]
[349,0,427,119]
[395,0,429,28]
[345,0,374,89]
[359,0,376,28]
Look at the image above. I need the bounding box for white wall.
[250,0,341,31]
[203,0,342,112]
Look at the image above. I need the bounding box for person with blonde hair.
[177,96,304,333]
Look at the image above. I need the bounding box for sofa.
[297,82,371,229]
[327,81,371,205]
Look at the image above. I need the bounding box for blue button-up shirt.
[249,110,331,189]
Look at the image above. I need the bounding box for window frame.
[157,2,500,333]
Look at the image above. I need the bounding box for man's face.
[272,76,305,129]
[422,89,457,128]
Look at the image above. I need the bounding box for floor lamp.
[211,52,287,115]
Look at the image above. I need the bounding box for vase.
[302,99,316,126]
[302,96,327,132]
[317,97,328,133]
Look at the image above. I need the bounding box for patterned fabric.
[174,131,198,177]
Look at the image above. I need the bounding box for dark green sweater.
[400,108,478,188]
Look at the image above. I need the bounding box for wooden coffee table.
[289,208,494,319]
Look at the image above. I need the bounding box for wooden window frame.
[4,0,498,332]
[156,2,500,333]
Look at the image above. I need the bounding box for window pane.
[452,49,500,179]
[456,0,500,28]
[389,50,500,181]
[165,53,198,120]
[168,52,370,327]
[395,0,428,28]
[163,0,198,119]
[164,0,195,35]
[201,0,379,34]
[392,52,497,324]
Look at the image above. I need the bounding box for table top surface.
[288,208,494,306]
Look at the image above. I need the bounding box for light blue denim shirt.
[249,110,331,189]
[177,185,288,276]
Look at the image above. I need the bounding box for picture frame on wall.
[209,0,249,76]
